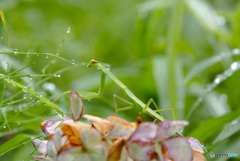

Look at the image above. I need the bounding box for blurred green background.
[0,0,240,160]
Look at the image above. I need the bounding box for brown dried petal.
[107,115,137,140]
[60,121,91,146]
[83,114,114,135]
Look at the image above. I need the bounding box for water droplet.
[54,74,61,77]
[37,54,39,56]
[106,68,110,71]
[39,94,43,97]
[88,99,90,101]
[27,50,30,53]
[66,27,71,34]
[71,60,75,63]
[42,82,56,91]
[26,54,29,57]
[231,62,239,71]
[14,107,18,113]
[56,53,59,56]
[46,55,49,58]
[44,104,47,106]
[37,100,40,103]
[23,96,26,99]
[214,77,221,84]
[97,67,100,70]
[0,36,3,39]
[13,49,18,51]
[3,125,6,128]
[29,97,32,100]
[29,76,32,80]
[233,48,240,55]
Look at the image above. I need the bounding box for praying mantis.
[59,59,175,122]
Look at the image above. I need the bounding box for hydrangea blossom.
[32,89,206,161]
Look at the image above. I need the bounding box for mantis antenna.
[83,25,94,60]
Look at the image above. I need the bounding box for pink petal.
[126,142,155,161]
[158,121,189,140]
[162,136,193,161]
[32,139,47,154]
[128,123,158,143]
[32,155,52,161]
[69,89,84,121]
[187,137,204,153]
[41,120,60,136]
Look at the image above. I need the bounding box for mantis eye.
[69,89,84,121]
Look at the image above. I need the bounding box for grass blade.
[186,109,240,142]
[0,134,30,156]
[0,6,10,48]
[3,78,63,116]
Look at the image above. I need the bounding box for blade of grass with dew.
[2,78,63,116]
[0,99,37,129]
[185,49,240,83]
[186,108,240,142]
[0,127,25,138]
[41,27,71,74]
[0,6,10,48]
[185,0,229,37]
[0,51,77,66]
[0,134,41,156]
[0,63,11,132]
[186,61,240,120]
[0,95,32,109]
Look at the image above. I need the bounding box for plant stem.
[166,0,185,120]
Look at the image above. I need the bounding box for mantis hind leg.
[143,98,175,121]
[113,94,134,116]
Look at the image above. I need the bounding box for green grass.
[0,0,240,160]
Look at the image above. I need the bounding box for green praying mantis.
[56,59,175,122]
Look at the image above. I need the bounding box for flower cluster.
[32,90,206,161]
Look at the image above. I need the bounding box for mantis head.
[87,59,98,67]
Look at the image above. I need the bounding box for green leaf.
[186,109,240,142]
[213,119,240,144]
[186,0,229,37]
[0,134,30,156]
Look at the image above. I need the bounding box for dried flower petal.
[158,121,189,141]
[187,137,204,153]
[69,89,84,121]
[32,155,52,161]
[107,115,137,140]
[58,129,107,161]
[83,114,114,135]
[32,139,47,154]
[162,136,192,161]
[107,138,125,161]
[60,122,91,146]
[192,151,207,161]
[128,123,158,144]
[126,142,155,161]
